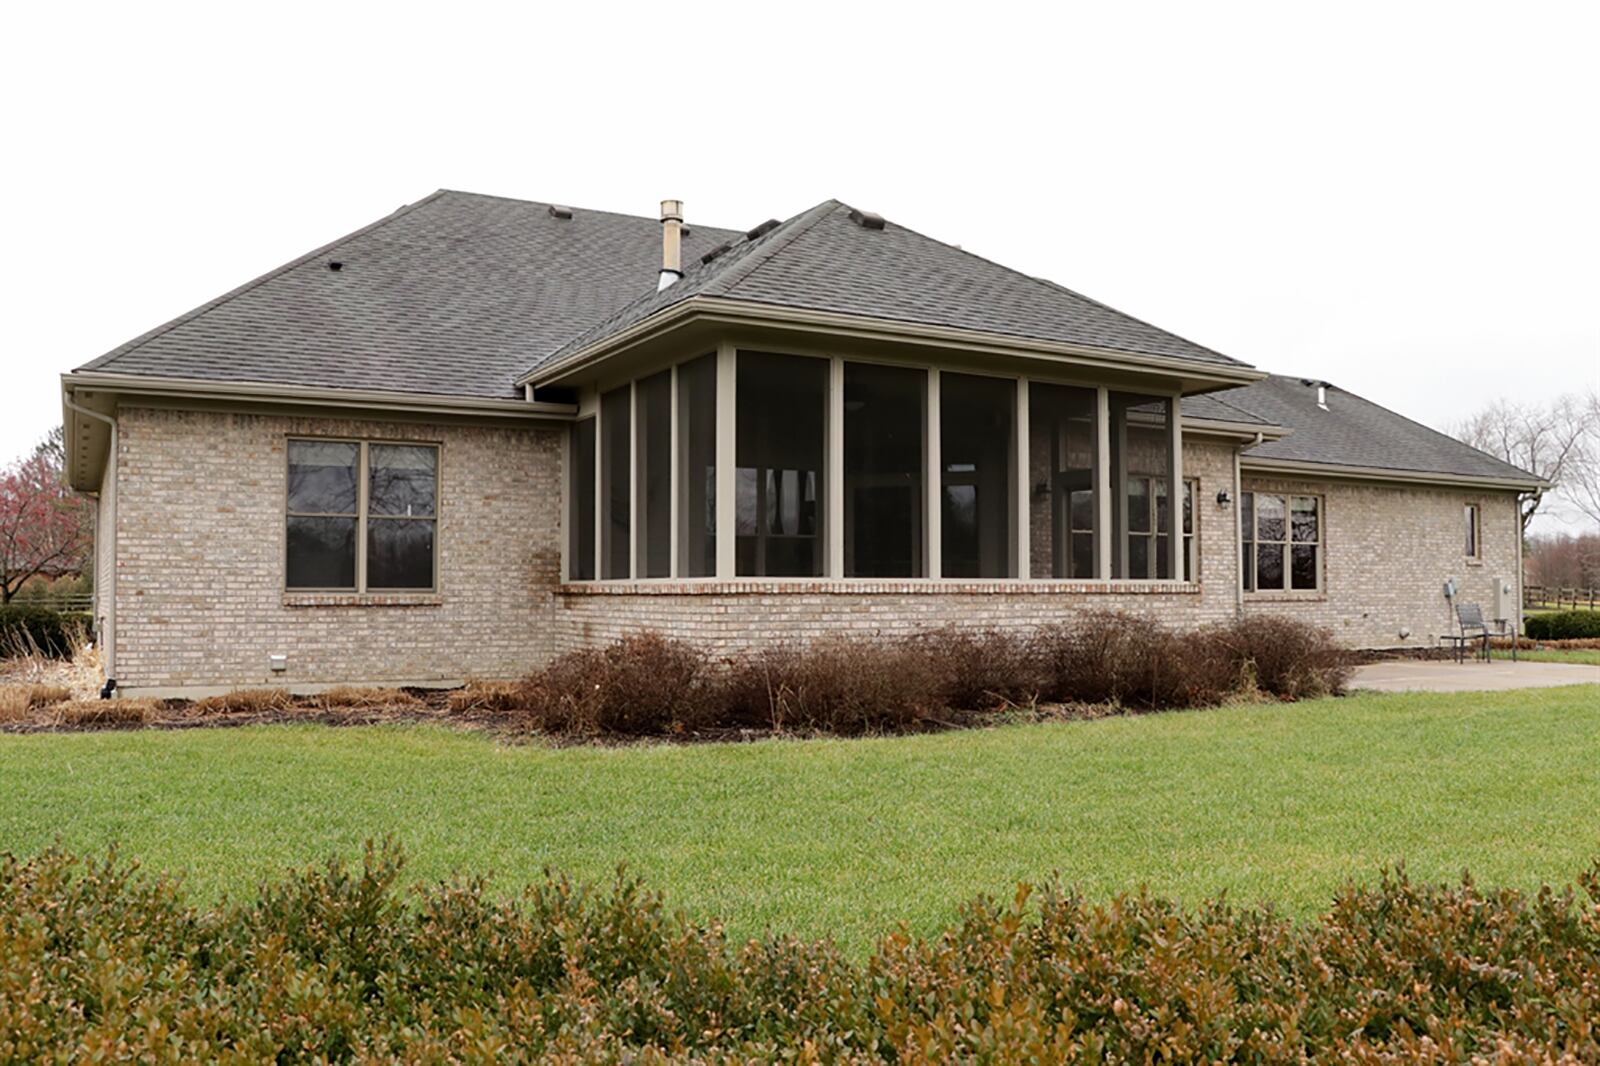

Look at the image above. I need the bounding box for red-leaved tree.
[0,432,92,603]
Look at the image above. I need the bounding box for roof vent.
[327,261,343,272]
[745,219,780,240]
[849,209,886,230]
[701,241,733,265]
[1301,378,1330,410]
[548,205,573,220]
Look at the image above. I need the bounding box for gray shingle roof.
[78,191,744,399]
[538,200,1246,374]
[1211,375,1541,484]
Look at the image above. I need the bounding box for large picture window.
[737,351,827,576]
[287,439,438,591]
[845,363,925,577]
[941,373,1015,578]
[1241,491,1319,591]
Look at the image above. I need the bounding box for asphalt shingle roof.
[1209,375,1541,483]
[540,200,1245,373]
[79,191,744,399]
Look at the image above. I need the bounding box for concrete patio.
[1352,659,1600,693]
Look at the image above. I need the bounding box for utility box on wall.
[1493,577,1516,623]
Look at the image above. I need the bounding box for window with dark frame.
[286,439,438,592]
[1464,503,1480,559]
[1240,491,1319,592]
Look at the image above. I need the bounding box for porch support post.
[926,368,942,578]
[592,388,603,579]
[1168,394,1184,581]
[1014,377,1030,579]
[1096,387,1112,579]
[827,356,845,578]
[628,382,639,579]
[668,363,680,578]
[715,342,737,578]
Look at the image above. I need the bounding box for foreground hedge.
[2,844,1597,1061]
[0,604,87,658]
[453,613,1354,736]
[1526,609,1600,640]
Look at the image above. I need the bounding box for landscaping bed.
[1,613,1353,740]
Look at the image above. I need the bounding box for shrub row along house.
[62,193,1543,697]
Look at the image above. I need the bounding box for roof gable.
[78,191,744,399]
[535,200,1246,375]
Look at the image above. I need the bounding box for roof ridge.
[80,191,451,373]
[434,189,745,236]
[1190,389,1271,424]
[702,200,844,297]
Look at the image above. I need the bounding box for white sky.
[4,1,1596,528]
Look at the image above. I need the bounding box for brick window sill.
[282,592,443,608]
[560,579,1201,596]
[1244,592,1328,604]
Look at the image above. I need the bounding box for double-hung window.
[1241,491,1319,592]
[286,439,438,591]
[1125,477,1197,580]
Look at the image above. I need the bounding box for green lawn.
[1515,647,1600,665]
[3,686,1599,953]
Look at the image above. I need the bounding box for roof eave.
[61,370,577,491]
[1239,455,1549,492]
[520,296,1268,391]
[1181,417,1290,441]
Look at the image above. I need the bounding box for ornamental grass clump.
[3,842,1599,1060]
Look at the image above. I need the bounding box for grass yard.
[1515,647,1600,665]
[2,685,1598,953]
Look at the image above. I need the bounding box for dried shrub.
[1038,611,1237,710]
[53,699,156,727]
[313,686,422,710]
[911,628,1046,710]
[720,637,942,734]
[522,633,709,735]
[0,683,71,721]
[3,842,1599,1060]
[1211,615,1353,699]
[447,679,534,716]
[189,688,293,716]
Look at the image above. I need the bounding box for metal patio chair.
[1443,601,1510,663]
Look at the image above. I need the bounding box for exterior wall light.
[1215,489,1232,507]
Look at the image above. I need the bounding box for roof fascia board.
[65,371,576,421]
[522,296,1268,391]
[1240,455,1548,492]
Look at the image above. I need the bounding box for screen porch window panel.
[287,439,438,592]
[600,385,632,580]
[1028,382,1097,579]
[735,351,827,577]
[1108,393,1172,580]
[940,372,1015,578]
[844,362,926,577]
[569,419,596,581]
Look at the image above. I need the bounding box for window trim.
[1240,490,1323,594]
[285,436,441,595]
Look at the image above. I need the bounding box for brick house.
[61,192,1544,697]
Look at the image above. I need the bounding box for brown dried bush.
[721,637,942,734]
[189,688,293,716]
[447,679,534,715]
[521,633,709,735]
[0,683,72,721]
[313,686,422,710]
[1210,615,1353,699]
[53,699,157,726]
[1038,611,1237,710]
[911,628,1046,710]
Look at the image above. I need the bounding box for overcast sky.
[4,1,1595,525]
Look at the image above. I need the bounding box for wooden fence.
[1524,585,1599,611]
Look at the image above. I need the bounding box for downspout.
[1234,433,1262,618]
[61,386,117,695]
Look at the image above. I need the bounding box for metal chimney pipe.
[658,199,684,291]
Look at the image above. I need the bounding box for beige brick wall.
[109,406,563,694]
[103,407,1525,693]
[1240,474,1521,648]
